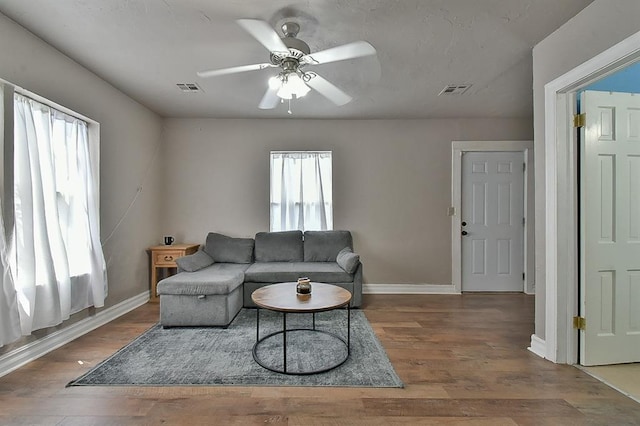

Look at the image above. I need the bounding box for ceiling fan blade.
[301,41,376,65]
[258,86,280,109]
[197,63,274,78]
[304,73,352,106]
[237,19,288,53]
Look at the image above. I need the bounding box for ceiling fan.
[197,19,377,112]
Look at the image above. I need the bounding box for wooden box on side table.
[148,243,199,302]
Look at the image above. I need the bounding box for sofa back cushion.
[203,232,254,264]
[255,231,303,262]
[303,230,353,262]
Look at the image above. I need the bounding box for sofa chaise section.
[157,233,254,327]
[157,263,249,327]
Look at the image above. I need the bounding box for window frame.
[269,150,333,232]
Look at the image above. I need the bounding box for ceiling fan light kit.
[197,18,377,114]
[269,72,311,100]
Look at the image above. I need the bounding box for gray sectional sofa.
[156,230,362,327]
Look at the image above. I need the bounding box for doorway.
[451,140,534,294]
[543,30,640,365]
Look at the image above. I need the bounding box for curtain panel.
[270,151,333,232]
[0,202,21,346]
[0,84,22,347]
[9,93,107,337]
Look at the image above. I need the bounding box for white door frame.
[543,30,640,364]
[451,140,534,294]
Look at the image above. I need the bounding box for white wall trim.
[528,334,546,359]
[363,283,459,294]
[451,140,534,294]
[544,30,640,364]
[0,292,150,378]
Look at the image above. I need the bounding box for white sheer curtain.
[270,151,332,232]
[0,201,21,346]
[11,93,106,335]
[0,84,22,347]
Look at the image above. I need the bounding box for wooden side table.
[148,243,199,302]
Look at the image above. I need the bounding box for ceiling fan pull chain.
[287,99,292,115]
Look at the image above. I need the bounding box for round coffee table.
[251,282,352,375]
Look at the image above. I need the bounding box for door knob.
[461,230,468,236]
[461,221,467,226]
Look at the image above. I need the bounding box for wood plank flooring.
[1,294,639,425]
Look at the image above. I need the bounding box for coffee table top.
[251,282,352,313]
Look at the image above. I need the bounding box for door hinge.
[523,162,526,173]
[522,272,525,281]
[573,316,586,330]
[573,113,586,128]
[522,217,525,226]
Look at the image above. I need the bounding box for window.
[8,91,106,334]
[270,151,333,232]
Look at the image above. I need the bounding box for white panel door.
[581,90,640,366]
[461,151,524,292]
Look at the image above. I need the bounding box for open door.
[580,90,640,366]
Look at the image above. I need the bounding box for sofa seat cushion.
[157,263,248,296]
[245,262,352,283]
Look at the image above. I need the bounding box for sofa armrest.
[350,262,363,308]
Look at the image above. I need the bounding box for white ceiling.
[0,0,594,119]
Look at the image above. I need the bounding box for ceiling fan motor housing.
[269,22,310,65]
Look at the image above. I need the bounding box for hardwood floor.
[1,294,639,425]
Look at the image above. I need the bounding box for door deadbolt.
[461,221,467,226]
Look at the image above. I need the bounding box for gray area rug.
[68,309,403,387]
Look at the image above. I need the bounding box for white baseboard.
[0,291,150,378]
[528,334,546,359]
[363,283,459,294]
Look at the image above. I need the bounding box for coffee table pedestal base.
[253,310,350,375]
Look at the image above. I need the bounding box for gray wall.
[162,118,532,285]
[532,0,640,339]
[0,13,163,351]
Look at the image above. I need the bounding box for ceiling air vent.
[176,83,203,93]
[438,84,471,96]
